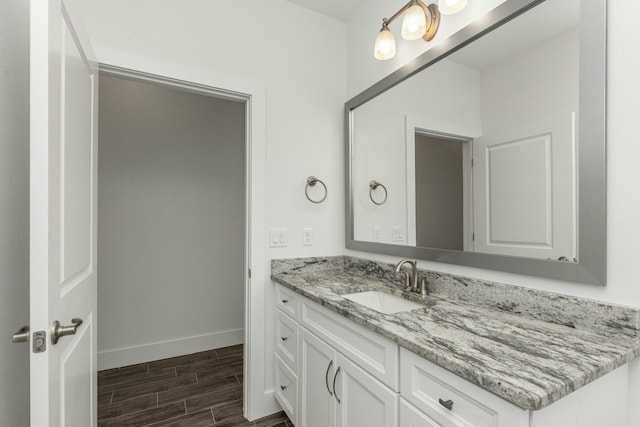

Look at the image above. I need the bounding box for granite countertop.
[271,256,640,411]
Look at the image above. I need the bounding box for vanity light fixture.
[438,0,468,15]
[374,0,468,60]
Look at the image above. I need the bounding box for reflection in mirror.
[346,0,606,284]
[352,0,578,260]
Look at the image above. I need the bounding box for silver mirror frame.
[345,0,607,285]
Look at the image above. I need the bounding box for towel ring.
[305,176,327,204]
[369,180,388,205]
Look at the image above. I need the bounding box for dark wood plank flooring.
[98,345,292,427]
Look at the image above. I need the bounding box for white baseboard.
[98,328,244,370]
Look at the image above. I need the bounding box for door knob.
[51,318,83,344]
[12,325,30,344]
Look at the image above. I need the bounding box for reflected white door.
[30,0,98,425]
[473,114,576,260]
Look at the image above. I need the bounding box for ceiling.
[285,0,367,22]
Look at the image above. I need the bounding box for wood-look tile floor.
[98,345,292,427]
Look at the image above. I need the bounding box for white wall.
[0,0,30,425]
[80,0,347,258]
[479,28,578,135]
[347,0,640,424]
[79,0,347,418]
[352,59,481,244]
[97,75,246,369]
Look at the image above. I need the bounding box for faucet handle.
[419,277,430,297]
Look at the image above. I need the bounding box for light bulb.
[401,3,427,40]
[374,27,396,60]
[438,0,467,15]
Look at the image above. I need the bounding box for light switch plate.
[270,228,288,247]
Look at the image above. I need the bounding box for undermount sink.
[341,290,429,315]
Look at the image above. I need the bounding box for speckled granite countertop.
[271,256,640,411]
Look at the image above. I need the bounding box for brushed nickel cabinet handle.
[325,360,334,396]
[281,299,289,304]
[439,398,453,411]
[281,336,288,342]
[280,385,287,391]
[332,366,341,403]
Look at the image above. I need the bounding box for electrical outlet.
[392,226,404,242]
[373,226,381,242]
[303,228,313,246]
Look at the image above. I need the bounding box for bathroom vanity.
[271,257,640,427]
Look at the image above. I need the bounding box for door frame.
[404,115,481,251]
[96,49,271,420]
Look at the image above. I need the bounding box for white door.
[334,354,398,427]
[30,0,98,425]
[299,327,337,427]
[473,113,576,260]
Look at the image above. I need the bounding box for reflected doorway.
[414,131,472,251]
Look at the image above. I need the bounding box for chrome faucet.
[394,259,418,292]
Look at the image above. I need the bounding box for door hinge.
[472,232,475,241]
[248,268,252,278]
[471,158,474,167]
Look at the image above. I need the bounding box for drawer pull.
[333,366,342,404]
[325,360,334,396]
[439,398,454,411]
[281,299,289,304]
[281,336,288,342]
[280,385,287,391]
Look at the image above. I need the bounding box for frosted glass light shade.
[401,4,427,40]
[374,28,396,60]
[438,0,468,15]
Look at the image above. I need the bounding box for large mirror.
[346,0,606,285]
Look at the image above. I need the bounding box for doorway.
[414,132,471,250]
[96,68,255,421]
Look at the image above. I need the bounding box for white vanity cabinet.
[400,348,528,427]
[298,327,398,427]
[273,284,630,427]
[400,346,629,427]
[274,283,399,427]
[274,285,300,424]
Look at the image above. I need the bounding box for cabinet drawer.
[400,348,527,427]
[400,398,441,427]
[300,298,398,391]
[275,353,298,425]
[275,309,298,370]
[275,284,299,319]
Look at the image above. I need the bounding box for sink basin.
[341,291,427,314]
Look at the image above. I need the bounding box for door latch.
[32,331,46,353]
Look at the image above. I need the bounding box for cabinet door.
[335,354,398,427]
[299,327,336,427]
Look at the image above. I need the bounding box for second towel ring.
[305,176,327,204]
[369,180,388,205]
